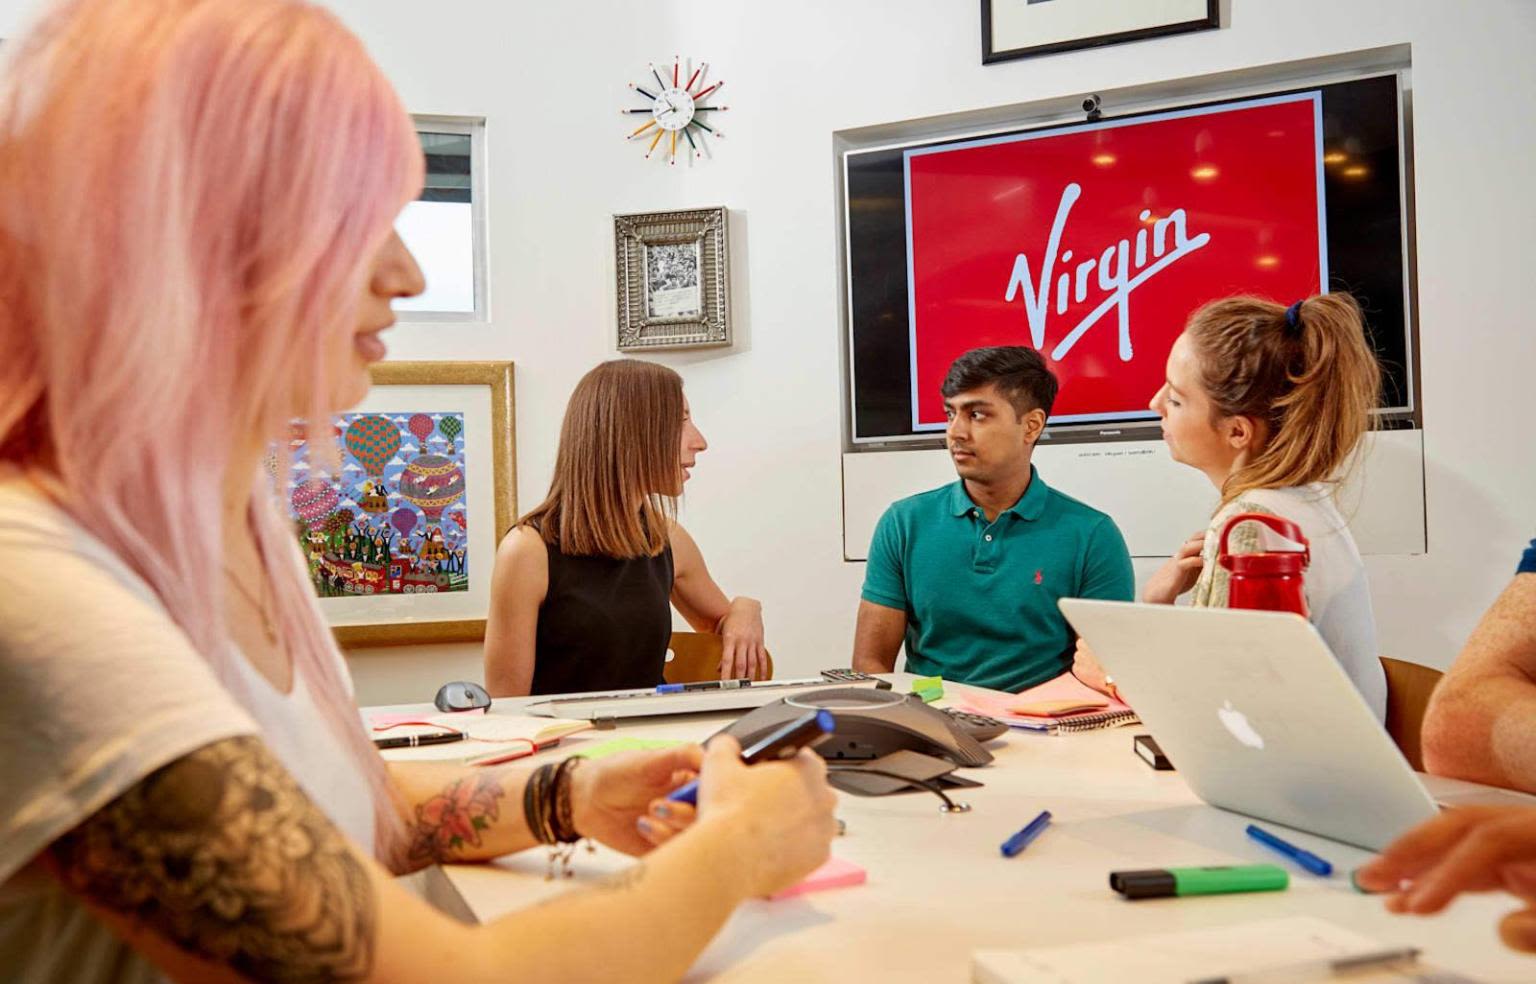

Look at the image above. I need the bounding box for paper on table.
[370,713,594,764]
[370,711,591,745]
[368,708,485,730]
[971,916,1445,984]
[459,716,592,744]
[959,672,1133,723]
[571,737,688,760]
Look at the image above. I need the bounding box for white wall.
[5,0,1534,705]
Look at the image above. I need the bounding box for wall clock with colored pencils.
[621,56,728,165]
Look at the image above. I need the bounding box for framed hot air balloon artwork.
[284,361,515,647]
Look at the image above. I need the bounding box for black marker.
[667,709,836,806]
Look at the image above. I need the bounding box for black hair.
[940,346,1058,418]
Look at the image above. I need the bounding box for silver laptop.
[1059,599,1449,852]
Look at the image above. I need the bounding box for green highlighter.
[1110,864,1288,900]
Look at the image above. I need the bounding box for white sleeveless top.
[226,646,376,850]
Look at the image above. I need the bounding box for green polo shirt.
[861,468,1134,693]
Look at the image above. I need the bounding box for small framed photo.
[614,206,731,351]
[981,0,1219,65]
[281,361,516,647]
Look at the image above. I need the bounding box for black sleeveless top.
[529,536,675,696]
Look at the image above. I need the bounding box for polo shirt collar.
[947,466,1050,521]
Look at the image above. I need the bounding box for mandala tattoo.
[406,771,507,866]
[49,736,375,983]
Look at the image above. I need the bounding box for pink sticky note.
[769,857,867,901]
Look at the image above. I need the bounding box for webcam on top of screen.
[1082,93,1103,122]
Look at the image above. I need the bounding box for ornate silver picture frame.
[614,207,731,351]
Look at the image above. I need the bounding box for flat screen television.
[842,73,1415,446]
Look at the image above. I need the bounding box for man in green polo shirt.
[852,346,1134,693]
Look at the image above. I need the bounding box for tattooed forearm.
[49,736,375,984]
[406,771,508,866]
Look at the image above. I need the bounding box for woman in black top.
[483,360,768,696]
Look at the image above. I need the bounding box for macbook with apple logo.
[1057,599,1463,852]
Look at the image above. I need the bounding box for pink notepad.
[769,857,867,901]
[957,673,1138,731]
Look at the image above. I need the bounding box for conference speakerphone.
[524,670,891,721]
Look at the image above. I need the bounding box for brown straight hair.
[519,359,684,557]
[1186,292,1381,505]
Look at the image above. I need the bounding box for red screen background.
[905,94,1326,427]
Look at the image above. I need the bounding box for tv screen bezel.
[839,68,1418,451]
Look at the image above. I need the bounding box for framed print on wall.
[614,206,731,351]
[981,0,1219,65]
[282,361,515,647]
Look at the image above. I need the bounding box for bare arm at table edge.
[1423,575,1536,793]
[46,733,830,983]
[852,599,906,675]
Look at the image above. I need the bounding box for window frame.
[399,115,489,323]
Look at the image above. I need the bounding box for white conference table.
[373,675,1534,982]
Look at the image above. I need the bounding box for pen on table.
[1000,810,1052,858]
[667,709,836,805]
[656,678,752,694]
[1188,945,1420,984]
[1245,823,1333,876]
[372,731,465,750]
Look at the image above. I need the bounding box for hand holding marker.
[668,710,836,805]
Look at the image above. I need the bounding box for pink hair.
[0,0,424,868]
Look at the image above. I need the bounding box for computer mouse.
[434,680,492,713]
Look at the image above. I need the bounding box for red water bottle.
[1216,513,1311,617]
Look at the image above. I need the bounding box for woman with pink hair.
[0,1,835,980]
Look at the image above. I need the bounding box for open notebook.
[955,672,1138,733]
[369,711,594,764]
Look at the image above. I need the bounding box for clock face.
[652,87,695,131]
[623,58,727,164]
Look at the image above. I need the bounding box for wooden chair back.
[1380,656,1444,771]
[664,632,774,684]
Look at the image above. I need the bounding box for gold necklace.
[223,563,279,646]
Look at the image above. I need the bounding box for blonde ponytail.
[1186,292,1381,504]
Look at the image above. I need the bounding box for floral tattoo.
[407,772,508,864]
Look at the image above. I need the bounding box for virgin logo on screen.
[1004,182,1210,363]
[904,93,1328,429]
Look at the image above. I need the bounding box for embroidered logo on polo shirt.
[1034,569,1043,585]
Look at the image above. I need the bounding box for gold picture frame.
[283,361,515,648]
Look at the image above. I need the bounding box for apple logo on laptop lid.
[1218,700,1265,749]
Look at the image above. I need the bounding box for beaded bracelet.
[522,757,592,879]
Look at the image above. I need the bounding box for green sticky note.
[911,676,944,702]
[572,737,687,760]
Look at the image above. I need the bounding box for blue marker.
[656,679,751,694]
[1246,823,1333,876]
[667,709,836,805]
[1000,810,1052,858]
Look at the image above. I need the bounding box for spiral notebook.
[955,673,1139,733]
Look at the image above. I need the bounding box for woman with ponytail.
[1074,293,1387,719]
[0,1,834,980]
